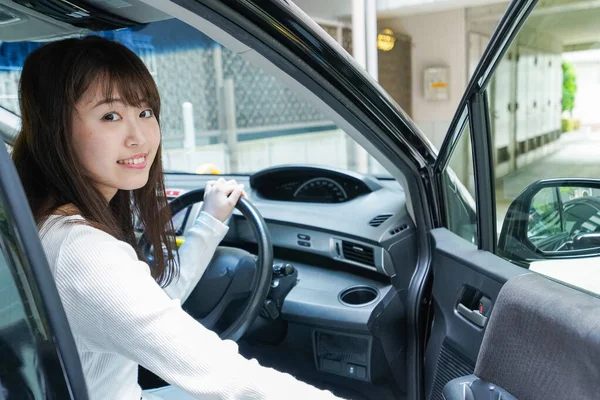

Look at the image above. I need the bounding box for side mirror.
[498,179,600,265]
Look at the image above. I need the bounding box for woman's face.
[71,82,160,200]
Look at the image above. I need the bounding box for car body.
[0,1,599,400]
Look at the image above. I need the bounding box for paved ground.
[495,130,600,229]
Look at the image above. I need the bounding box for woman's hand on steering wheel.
[201,178,248,222]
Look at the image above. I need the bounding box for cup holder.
[339,285,379,307]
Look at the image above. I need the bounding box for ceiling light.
[377,28,396,52]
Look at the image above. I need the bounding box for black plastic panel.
[424,229,526,400]
[250,165,381,203]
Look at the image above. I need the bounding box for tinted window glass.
[0,203,42,399]
[442,116,478,245]
[487,0,600,294]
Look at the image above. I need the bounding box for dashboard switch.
[322,359,342,373]
[356,365,367,379]
[273,263,295,277]
[297,234,311,241]
[346,364,357,377]
[298,240,311,247]
[346,364,367,379]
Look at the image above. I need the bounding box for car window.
[0,201,45,398]
[441,115,477,244]
[0,19,391,178]
[484,0,600,293]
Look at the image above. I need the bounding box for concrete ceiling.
[468,0,600,48]
[292,0,506,20]
[528,1,600,47]
[292,0,600,49]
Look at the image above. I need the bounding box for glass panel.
[489,0,600,294]
[442,119,477,244]
[0,202,44,398]
[0,20,391,177]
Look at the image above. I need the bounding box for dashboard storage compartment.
[314,330,371,381]
[339,286,379,306]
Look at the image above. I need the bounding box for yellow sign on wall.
[424,67,450,101]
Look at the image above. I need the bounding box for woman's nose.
[125,119,148,148]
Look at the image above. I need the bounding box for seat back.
[444,273,600,400]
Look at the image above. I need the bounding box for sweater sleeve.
[163,211,228,303]
[54,225,343,400]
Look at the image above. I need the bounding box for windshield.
[0,18,390,178]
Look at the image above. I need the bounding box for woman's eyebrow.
[93,98,124,109]
[92,98,149,109]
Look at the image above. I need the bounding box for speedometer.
[293,177,348,203]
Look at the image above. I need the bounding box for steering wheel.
[140,188,273,342]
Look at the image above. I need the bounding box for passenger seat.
[443,273,600,400]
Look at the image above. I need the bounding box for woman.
[11,36,341,400]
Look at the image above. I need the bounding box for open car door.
[0,138,88,397]
[425,0,600,399]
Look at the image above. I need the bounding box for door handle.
[456,289,491,328]
[457,303,488,328]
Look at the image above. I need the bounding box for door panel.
[0,137,88,398]
[424,0,600,398]
[424,229,526,400]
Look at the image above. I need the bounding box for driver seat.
[443,273,600,400]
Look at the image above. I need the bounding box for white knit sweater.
[39,212,341,400]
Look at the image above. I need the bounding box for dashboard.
[161,165,417,390]
[250,165,380,203]
[164,165,415,278]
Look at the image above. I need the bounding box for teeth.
[119,156,145,165]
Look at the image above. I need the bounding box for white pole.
[182,102,195,151]
[223,78,238,173]
[352,0,366,69]
[365,0,378,81]
[351,0,370,174]
[213,43,224,88]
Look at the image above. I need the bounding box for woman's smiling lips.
[117,152,148,169]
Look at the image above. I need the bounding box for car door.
[424,0,600,398]
[0,141,88,397]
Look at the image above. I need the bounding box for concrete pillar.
[365,0,378,81]
[352,0,366,68]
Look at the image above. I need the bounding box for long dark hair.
[11,36,178,286]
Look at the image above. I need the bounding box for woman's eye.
[140,109,154,118]
[102,112,121,121]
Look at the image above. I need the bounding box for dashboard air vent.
[389,223,409,236]
[341,241,375,267]
[369,214,392,227]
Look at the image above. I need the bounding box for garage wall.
[377,32,412,115]
[488,27,563,178]
[380,8,469,149]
